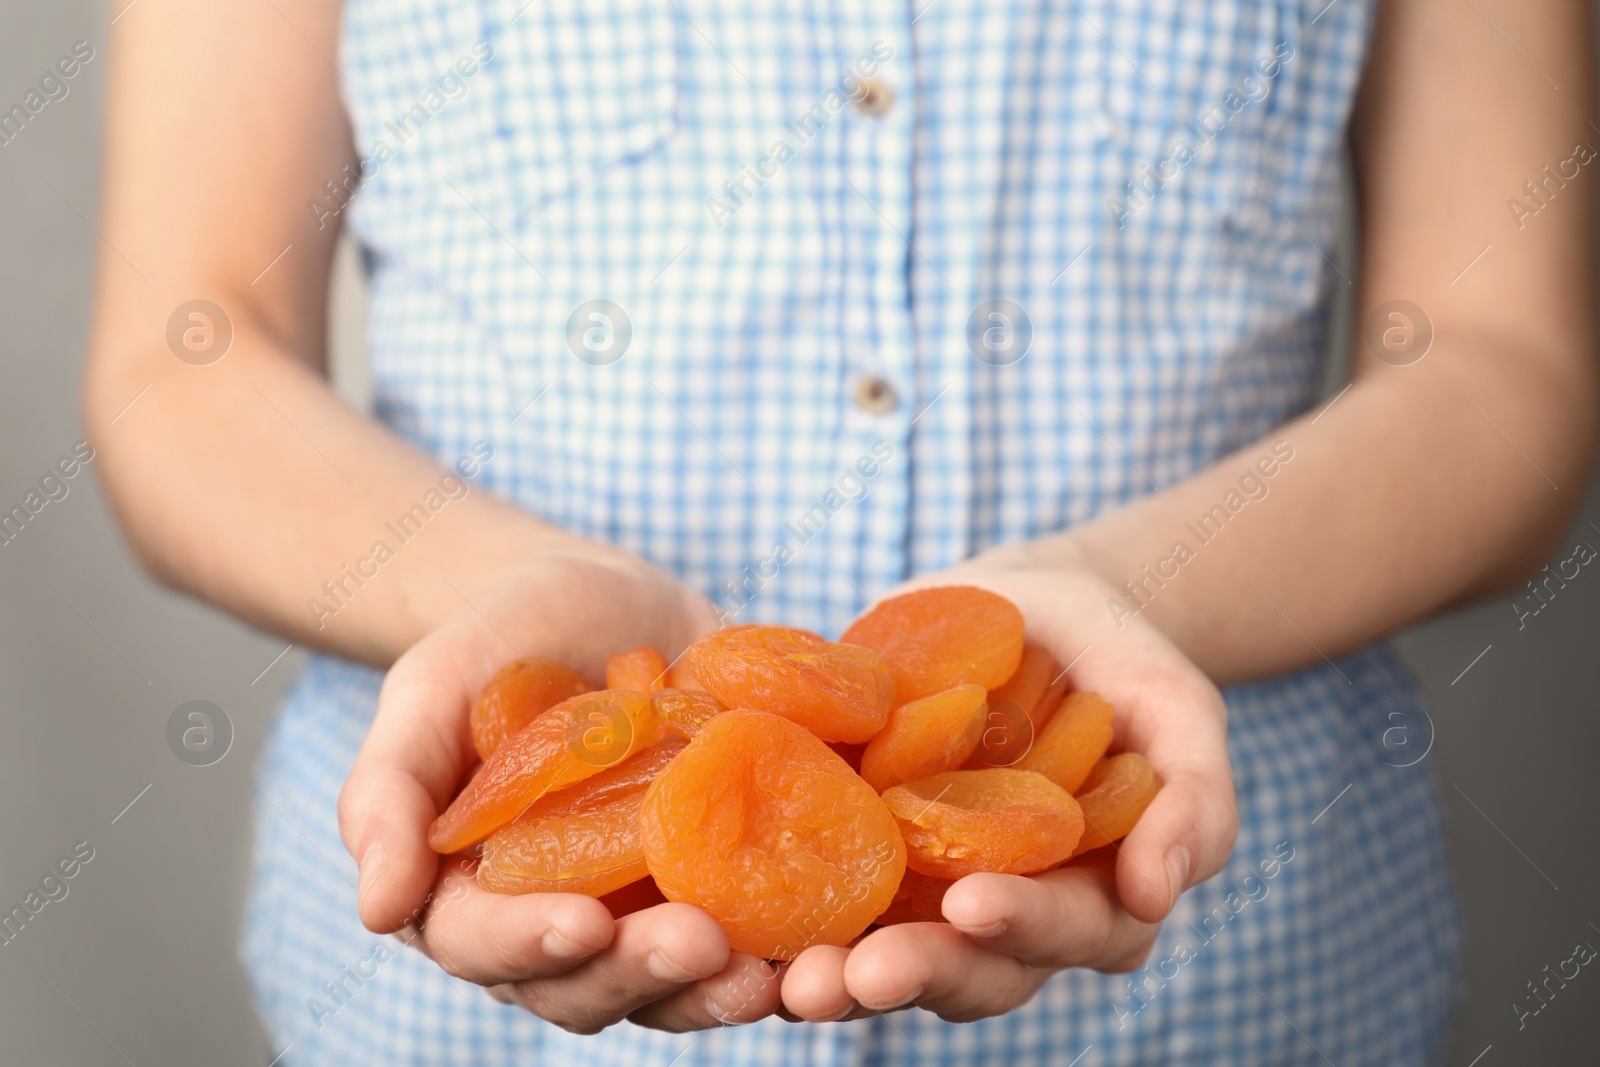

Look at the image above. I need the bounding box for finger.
[410,864,614,984]
[781,945,858,1022]
[1115,759,1238,924]
[939,868,1161,969]
[627,954,786,1031]
[339,647,475,932]
[416,888,615,986]
[1101,939,1156,974]
[842,923,1046,1023]
[1105,666,1236,924]
[509,903,730,1035]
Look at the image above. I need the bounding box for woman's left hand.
[780,541,1239,1022]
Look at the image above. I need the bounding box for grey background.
[0,2,1595,1064]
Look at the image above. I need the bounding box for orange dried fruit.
[1014,691,1115,794]
[873,868,953,926]
[430,689,662,854]
[640,710,906,960]
[605,645,669,693]
[860,684,988,793]
[684,625,894,743]
[964,699,1031,769]
[665,657,708,692]
[881,769,1083,878]
[1071,753,1160,857]
[470,658,594,761]
[651,687,726,739]
[479,741,685,896]
[965,645,1069,768]
[993,645,1069,717]
[840,586,1025,704]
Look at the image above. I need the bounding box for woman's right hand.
[338,550,784,1033]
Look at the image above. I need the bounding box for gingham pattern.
[245,0,1461,1062]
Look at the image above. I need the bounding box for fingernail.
[357,844,385,906]
[541,924,593,961]
[704,996,740,1025]
[862,986,921,1011]
[647,948,696,981]
[824,1002,858,1022]
[956,918,1007,938]
[1165,845,1191,911]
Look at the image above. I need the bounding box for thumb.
[340,764,448,934]
[1114,762,1238,925]
[339,647,474,933]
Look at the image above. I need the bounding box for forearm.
[85,334,579,666]
[1050,336,1595,685]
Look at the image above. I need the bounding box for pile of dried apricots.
[428,586,1159,960]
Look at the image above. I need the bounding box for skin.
[86,0,1594,1035]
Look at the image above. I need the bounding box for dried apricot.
[479,741,685,896]
[665,631,754,693]
[684,625,895,743]
[640,710,906,959]
[881,769,1083,878]
[665,657,708,692]
[873,869,953,926]
[860,684,988,793]
[965,645,1069,768]
[605,645,669,693]
[430,689,662,854]
[651,687,726,739]
[1014,691,1115,794]
[1071,753,1160,857]
[840,586,1025,704]
[470,658,593,761]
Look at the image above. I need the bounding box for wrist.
[966,527,1206,658]
[376,506,577,657]
[474,524,718,658]
[980,528,1121,597]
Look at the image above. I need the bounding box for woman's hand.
[338,550,784,1033]
[782,542,1239,1022]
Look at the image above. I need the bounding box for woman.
[86,0,1592,1063]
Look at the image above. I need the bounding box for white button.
[854,375,899,415]
[856,78,895,119]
